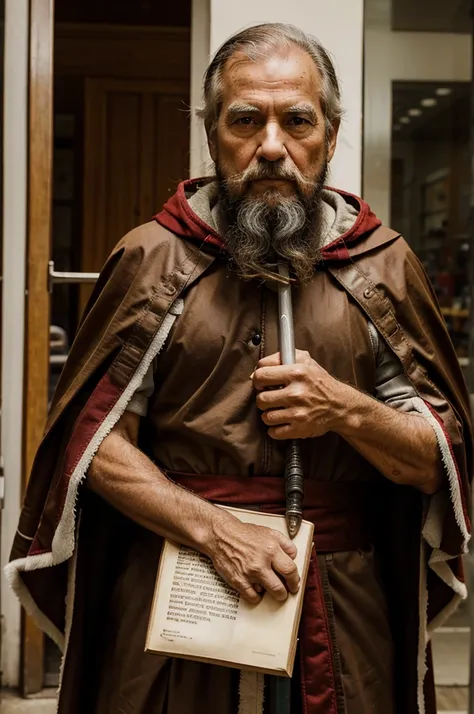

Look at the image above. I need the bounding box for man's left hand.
[252,350,349,440]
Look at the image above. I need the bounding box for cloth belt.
[166,472,374,552]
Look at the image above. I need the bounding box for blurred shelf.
[441,307,470,318]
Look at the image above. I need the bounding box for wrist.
[328,379,364,435]
[198,505,235,557]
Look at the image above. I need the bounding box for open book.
[145,506,314,676]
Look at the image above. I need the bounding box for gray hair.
[198,23,343,137]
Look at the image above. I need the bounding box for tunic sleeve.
[126,359,156,417]
[368,320,418,411]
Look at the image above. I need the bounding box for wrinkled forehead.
[219,48,323,111]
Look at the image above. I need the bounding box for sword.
[277,262,304,539]
[268,263,304,714]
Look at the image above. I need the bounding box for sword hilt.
[284,440,304,537]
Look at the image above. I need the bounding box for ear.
[205,120,218,163]
[326,119,340,163]
[208,136,218,164]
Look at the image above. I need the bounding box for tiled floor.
[433,629,470,687]
[432,625,469,713]
[437,687,468,712]
[0,693,56,713]
[431,599,470,713]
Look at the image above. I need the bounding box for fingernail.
[250,372,255,380]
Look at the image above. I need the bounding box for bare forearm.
[88,428,224,552]
[334,383,443,494]
[87,414,301,604]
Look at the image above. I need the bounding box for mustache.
[223,161,315,194]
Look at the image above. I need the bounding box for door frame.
[5,1,195,694]
[1,0,30,690]
[21,0,54,695]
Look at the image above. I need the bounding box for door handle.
[48,260,99,292]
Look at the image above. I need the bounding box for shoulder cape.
[6,220,216,644]
[329,227,472,712]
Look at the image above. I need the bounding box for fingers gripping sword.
[277,263,304,539]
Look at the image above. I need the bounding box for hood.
[154,178,385,262]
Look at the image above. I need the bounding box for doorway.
[24,0,193,694]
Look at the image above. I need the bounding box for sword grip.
[284,440,304,537]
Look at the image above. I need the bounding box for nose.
[257,121,287,163]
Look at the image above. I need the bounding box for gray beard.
[219,173,327,284]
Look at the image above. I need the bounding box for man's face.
[208,46,339,203]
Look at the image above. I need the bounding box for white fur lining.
[4,298,184,652]
[4,551,65,648]
[411,396,470,714]
[412,397,470,550]
[56,526,80,711]
[412,396,470,617]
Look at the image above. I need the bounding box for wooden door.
[81,78,189,304]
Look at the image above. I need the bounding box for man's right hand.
[203,509,300,604]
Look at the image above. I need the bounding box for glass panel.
[364,0,472,701]
[391,80,471,366]
[364,0,473,375]
[45,109,82,688]
[49,112,81,407]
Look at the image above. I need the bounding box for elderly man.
[7,23,471,714]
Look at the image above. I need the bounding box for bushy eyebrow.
[284,104,318,123]
[225,102,318,123]
[226,103,261,120]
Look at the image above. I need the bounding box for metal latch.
[48,260,99,292]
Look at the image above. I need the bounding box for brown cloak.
[6,181,472,714]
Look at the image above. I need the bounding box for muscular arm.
[328,381,442,494]
[254,351,443,495]
[88,411,221,548]
[87,411,300,602]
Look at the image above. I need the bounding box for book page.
[146,507,313,675]
[163,546,240,640]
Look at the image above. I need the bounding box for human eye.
[287,116,311,127]
[234,116,257,125]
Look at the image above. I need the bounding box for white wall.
[190,0,211,178]
[1,0,29,688]
[190,0,364,195]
